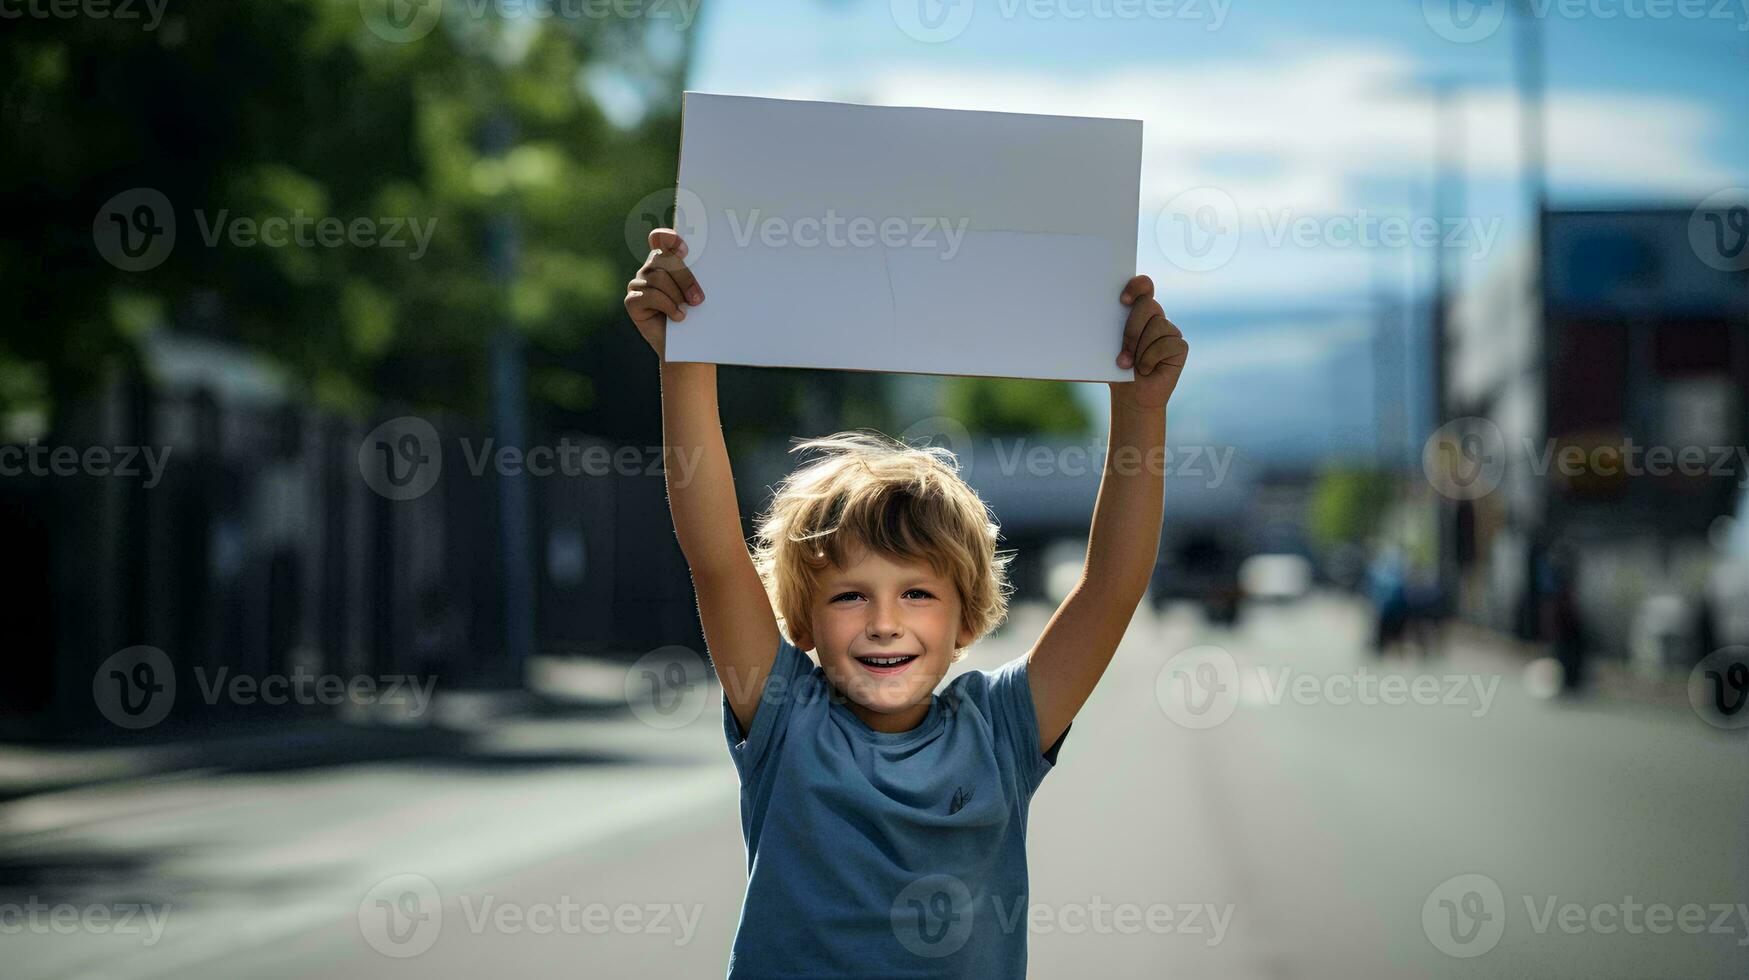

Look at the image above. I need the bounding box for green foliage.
[1,0,692,424]
[1308,465,1395,551]
[941,377,1091,437]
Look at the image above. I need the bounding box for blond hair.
[750,430,1014,661]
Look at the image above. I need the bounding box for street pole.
[1429,79,1466,621]
[485,112,534,686]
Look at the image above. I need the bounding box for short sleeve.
[985,654,1069,795]
[721,635,813,781]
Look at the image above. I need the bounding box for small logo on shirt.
[948,786,973,815]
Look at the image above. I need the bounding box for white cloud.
[764,48,1734,216]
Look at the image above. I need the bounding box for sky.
[669,0,1749,461]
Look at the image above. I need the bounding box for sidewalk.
[0,656,738,980]
[0,652,674,804]
[1439,618,1704,715]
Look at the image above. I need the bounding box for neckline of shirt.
[828,690,948,746]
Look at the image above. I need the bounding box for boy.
[624,227,1187,977]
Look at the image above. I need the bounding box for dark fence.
[1,372,700,735]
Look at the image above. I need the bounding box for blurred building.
[1448,204,1749,669]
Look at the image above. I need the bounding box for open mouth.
[854,654,920,675]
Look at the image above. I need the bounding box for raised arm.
[1026,274,1187,749]
[627,230,780,734]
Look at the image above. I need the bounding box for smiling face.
[795,543,975,734]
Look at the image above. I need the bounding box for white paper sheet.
[665,92,1143,383]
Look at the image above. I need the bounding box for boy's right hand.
[624,228,705,361]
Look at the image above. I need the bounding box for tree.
[0,0,695,429]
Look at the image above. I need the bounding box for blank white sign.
[665,92,1143,383]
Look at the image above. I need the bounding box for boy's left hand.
[1111,274,1188,412]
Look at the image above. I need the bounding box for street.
[7,593,1747,979]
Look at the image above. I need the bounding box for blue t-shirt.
[721,635,1069,978]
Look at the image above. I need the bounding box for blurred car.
[1150,531,1244,625]
[1239,553,1313,603]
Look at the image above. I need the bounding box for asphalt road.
[7,594,1747,978]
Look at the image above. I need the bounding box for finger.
[639,267,690,312]
[645,247,703,305]
[1119,298,1164,366]
[1119,274,1155,305]
[627,281,685,322]
[647,228,689,261]
[1136,327,1188,377]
